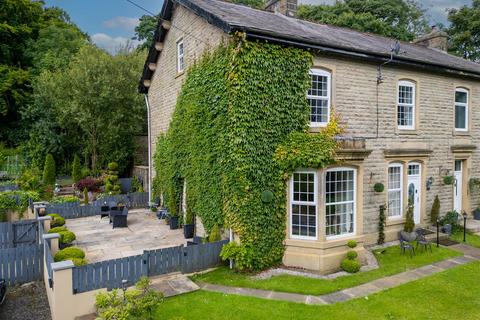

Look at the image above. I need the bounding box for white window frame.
[325,167,356,240]
[397,80,416,130]
[388,163,403,219]
[308,68,331,127]
[455,88,469,132]
[176,38,185,73]
[290,169,318,240]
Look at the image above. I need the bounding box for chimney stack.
[412,25,448,51]
[265,0,297,17]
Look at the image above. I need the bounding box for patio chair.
[415,229,432,252]
[398,231,415,257]
[100,203,110,219]
[111,207,128,229]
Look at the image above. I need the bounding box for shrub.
[54,247,85,262]
[107,162,119,171]
[341,258,361,273]
[75,178,102,192]
[51,195,79,204]
[208,224,221,242]
[378,205,386,245]
[185,207,194,225]
[430,195,440,224]
[48,213,65,228]
[346,250,358,260]
[220,242,255,271]
[96,277,163,320]
[404,201,415,232]
[83,188,89,205]
[347,240,357,248]
[48,226,67,233]
[443,175,454,185]
[72,155,82,183]
[59,230,76,244]
[71,258,88,266]
[441,211,460,232]
[373,183,384,193]
[43,154,56,186]
[17,167,43,191]
[81,167,91,179]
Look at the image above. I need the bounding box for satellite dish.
[392,41,401,55]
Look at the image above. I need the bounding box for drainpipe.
[144,94,152,205]
[229,228,233,269]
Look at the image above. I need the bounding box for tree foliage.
[134,15,158,51]
[447,0,480,62]
[42,153,56,186]
[72,154,81,183]
[154,36,337,270]
[297,0,429,41]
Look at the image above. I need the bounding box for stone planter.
[400,230,417,242]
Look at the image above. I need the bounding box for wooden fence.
[0,244,43,286]
[44,192,149,219]
[72,240,228,294]
[0,220,38,248]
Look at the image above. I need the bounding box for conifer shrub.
[430,195,440,224]
[72,155,82,183]
[43,154,56,186]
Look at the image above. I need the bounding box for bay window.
[290,171,317,239]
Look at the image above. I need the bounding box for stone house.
[139,0,480,272]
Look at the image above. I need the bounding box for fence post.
[50,260,75,320]
[37,216,52,243]
[43,233,60,256]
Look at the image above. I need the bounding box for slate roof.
[139,0,480,93]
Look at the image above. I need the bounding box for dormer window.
[308,69,331,127]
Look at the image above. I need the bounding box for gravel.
[0,281,51,320]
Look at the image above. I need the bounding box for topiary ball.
[373,183,384,193]
[346,250,358,260]
[347,240,357,249]
[261,190,274,203]
[341,258,361,273]
[443,176,454,185]
[48,226,67,234]
[54,247,85,262]
[59,230,76,244]
[48,213,65,228]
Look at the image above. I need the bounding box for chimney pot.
[265,0,297,17]
[413,26,448,51]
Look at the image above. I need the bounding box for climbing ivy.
[153,35,338,270]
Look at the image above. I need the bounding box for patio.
[66,209,186,263]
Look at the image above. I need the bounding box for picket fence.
[72,240,227,294]
[44,192,149,219]
[0,244,43,286]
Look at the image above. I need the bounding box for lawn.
[156,262,480,320]
[192,245,461,296]
[451,230,480,248]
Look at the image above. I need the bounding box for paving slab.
[150,274,199,297]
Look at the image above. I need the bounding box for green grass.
[451,230,480,248]
[156,262,480,320]
[192,245,461,296]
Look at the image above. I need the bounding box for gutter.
[144,94,152,205]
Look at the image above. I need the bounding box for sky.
[44,0,472,54]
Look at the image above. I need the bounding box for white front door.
[454,160,463,213]
[407,163,421,224]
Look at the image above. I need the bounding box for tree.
[72,154,81,183]
[297,0,429,41]
[42,45,145,173]
[134,15,158,51]
[43,153,56,186]
[447,0,480,62]
[430,195,440,224]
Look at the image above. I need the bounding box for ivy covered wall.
[154,35,337,270]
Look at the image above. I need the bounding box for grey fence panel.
[72,240,226,294]
[182,240,228,274]
[0,244,43,286]
[0,184,18,192]
[0,220,38,248]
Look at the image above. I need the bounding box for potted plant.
[169,213,179,230]
[183,207,194,239]
[443,175,454,185]
[400,202,417,241]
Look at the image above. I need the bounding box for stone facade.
[147,4,480,273]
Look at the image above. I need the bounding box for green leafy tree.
[134,15,158,51]
[447,0,480,62]
[43,153,56,186]
[72,154,82,183]
[297,0,429,41]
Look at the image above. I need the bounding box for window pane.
[309,98,329,123]
[291,172,316,238]
[325,169,355,237]
[308,75,328,97]
[388,166,402,217]
[455,105,466,129]
[455,91,467,103]
[399,85,413,104]
[398,105,413,127]
[408,164,420,176]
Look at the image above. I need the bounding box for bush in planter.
[440,211,460,232]
[59,230,76,245]
[430,195,440,224]
[347,240,357,249]
[208,224,221,242]
[48,226,67,233]
[404,203,415,233]
[54,247,85,262]
[443,175,454,185]
[71,258,88,266]
[48,214,65,228]
[104,162,121,195]
[184,207,195,238]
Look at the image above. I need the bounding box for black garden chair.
[398,231,415,257]
[415,229,432,252]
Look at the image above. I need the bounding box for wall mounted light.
[426,177,434,191]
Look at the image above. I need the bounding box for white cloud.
[102,16,139,32]
[91,33,142,54]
